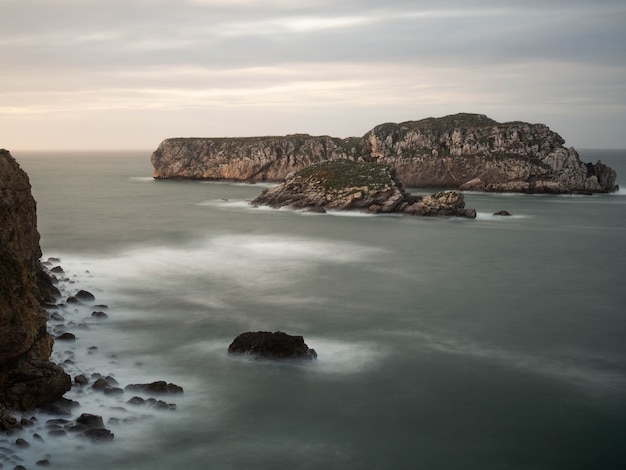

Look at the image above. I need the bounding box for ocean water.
[7,149,626,469]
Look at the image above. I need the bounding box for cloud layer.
[1,0,625,149]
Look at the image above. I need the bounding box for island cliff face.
[0,149,71,410]
[151,113,617,194]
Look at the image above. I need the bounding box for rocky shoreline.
[1,259,184,468]
[1,150,184,468]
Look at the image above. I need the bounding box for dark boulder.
[493,210,512,216]
[228,331,317,360]
[74,290,95,302]
[124,381,183,395]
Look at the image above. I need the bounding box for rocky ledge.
[151,113,617,194]
[251,159,476,218]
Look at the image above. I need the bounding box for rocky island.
[151,113,617,194]
[251,159,476,218]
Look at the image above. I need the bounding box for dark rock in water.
[228,331,317,360]
[50,266,64,274]
[92,377,123,395]
[15,438,30,448]
[84,428,114,442]
[37,398,79,416]
[74,290,95,302]
[124,381,184,395]
[74,374,88,386]
[75,413,104,429]
[493,210,512,216]
[91,311,108,319]
[49,312,64,322]
[45,413,114,442]
[55,332,76,341]
[127,396,176,410]
[36,458,51,466]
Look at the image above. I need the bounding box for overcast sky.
[1,0,625,150]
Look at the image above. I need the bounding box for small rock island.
[251,159,476,218]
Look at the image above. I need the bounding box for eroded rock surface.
[0,149,71,410]
[251,159,476,218]
[151,113,617,193]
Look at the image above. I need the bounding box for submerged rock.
[493,210,512,216]
[228,331,318,360]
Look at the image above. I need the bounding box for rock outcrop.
[0,149,71,410]
[251,159,476,218]
[228,331,318,360]
[151,113,617,194]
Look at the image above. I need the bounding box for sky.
[1,0,625,151]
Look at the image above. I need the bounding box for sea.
[6,149,626,469]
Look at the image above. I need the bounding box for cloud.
[1,0,625,149]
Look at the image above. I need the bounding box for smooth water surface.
[9,149,626,469]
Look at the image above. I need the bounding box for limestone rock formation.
[251,159,476,218]
[151,113,617,194]
[0,149,71,410]
[228,331,318,360]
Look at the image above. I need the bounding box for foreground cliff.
[151,113,617,194]
[0,149,70,410]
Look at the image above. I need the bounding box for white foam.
[177,337,386,376]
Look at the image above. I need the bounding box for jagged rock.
[404,191,477,218]
[92,377,123,395]
[0,150,71,411]
[151,113,617,194]
[228,331,318,360]
[251,160,476,218]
